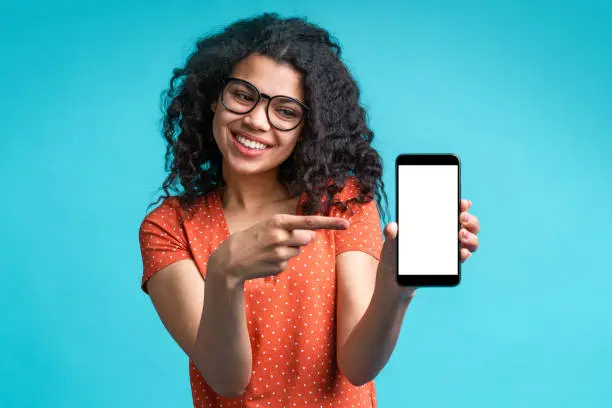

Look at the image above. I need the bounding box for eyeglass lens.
[222,80,305,130]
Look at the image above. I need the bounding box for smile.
[234,134,268,150]
[230,132,273,157]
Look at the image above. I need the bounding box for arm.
[144,211,350,397]
[147,258,252,398]
[336,251,414,386]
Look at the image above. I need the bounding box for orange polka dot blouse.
[139,177,384,407]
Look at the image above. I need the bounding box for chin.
[224,154,278,176]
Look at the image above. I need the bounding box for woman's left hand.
[376,198,480,302]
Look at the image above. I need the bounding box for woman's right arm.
[144,214,350,398]
[146,257,252,398]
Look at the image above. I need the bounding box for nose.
[242,99,271,131]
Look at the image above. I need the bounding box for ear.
[211,101,217,112]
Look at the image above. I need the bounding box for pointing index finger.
[274,214,350,231]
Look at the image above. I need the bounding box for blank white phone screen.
[398,165,459,276]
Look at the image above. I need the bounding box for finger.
[460,212,480,234]
[460,199,471,212]
[384,222,398,240]
[273,214,350,231]
[459,228,479,253]
[262,259,289,275]
[265,228,291,246]
[460,247,472,262]
[273,246,302,261]
[381,222,398,263]
[282,229,317,247]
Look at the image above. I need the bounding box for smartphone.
[396,154,461,287]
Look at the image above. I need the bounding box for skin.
[146,54,482,397]
[210,53,305,214]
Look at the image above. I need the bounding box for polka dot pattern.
[139,177,384,407]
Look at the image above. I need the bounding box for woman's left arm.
[336,199,480,385]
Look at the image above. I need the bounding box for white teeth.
[235,134,268,150]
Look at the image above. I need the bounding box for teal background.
[1,0,610,407]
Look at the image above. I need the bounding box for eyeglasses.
[221,77,309,131]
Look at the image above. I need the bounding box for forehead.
[231,54,304,101]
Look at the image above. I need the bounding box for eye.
[233,91,255,102]
[276,107,298,118]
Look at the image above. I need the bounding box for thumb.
[381,222,398,266]
[384,222,398,240]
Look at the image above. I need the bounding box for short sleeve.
[332,179,384,261]
[138,198,192,293]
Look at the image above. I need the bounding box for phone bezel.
[395,153,462,287]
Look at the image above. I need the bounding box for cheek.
[277,131,300,153]
[211,116,221,147]
[274,135,301,164]
[211,110,231,142]
[284,128,304,149]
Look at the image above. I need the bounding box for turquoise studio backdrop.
[1,0,610,407]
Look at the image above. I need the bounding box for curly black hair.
[149,12,390,223]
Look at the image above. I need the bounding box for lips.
[232,131,273,147]
[230,131,270,158]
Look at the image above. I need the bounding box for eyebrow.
[233,77,305,104]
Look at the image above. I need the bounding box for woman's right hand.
[209,214,350,285]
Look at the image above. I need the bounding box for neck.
[220,164,294,213]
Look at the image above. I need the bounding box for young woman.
[139,13,480,408]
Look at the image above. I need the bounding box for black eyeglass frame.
[220,77,309,131]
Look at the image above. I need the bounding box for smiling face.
[211,54,306,178]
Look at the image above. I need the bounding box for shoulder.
[333,176,366,201]
[141,196,183,226]
[140,193,213,230]
[329,176,376,214]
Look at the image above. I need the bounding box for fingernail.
[463,230,469,239]
[462,214,469,222]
